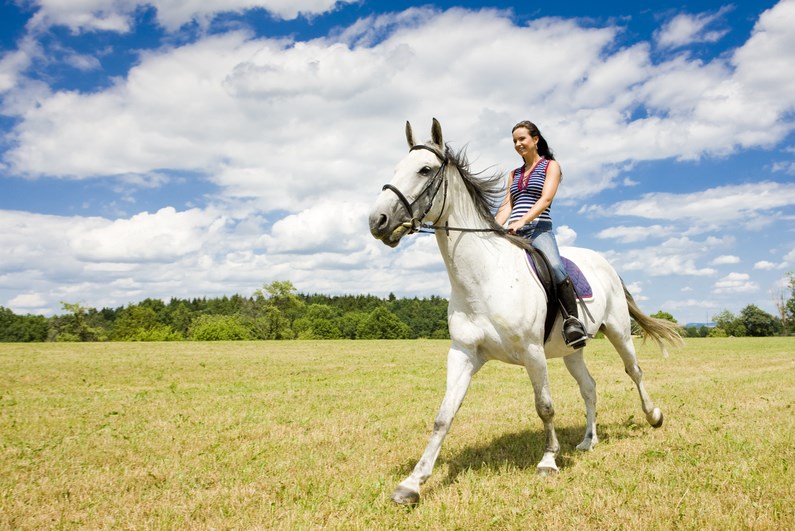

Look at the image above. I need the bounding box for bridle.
[381,144,499,236]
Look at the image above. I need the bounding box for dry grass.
[1,338,793,529]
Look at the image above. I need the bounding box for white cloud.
[664,297,721,315]
[8,293,48,313]
[0,36,41,94]
[771,161,795,174]
[0,202,412,313]
[624,281,647,301]
[655,8,731,50]
[602,235,725,277]
[711,255,740,266]
[713,272,759,294]
[64,51,102,71]
[71,207,223,263]
[392,236,446,273]
[26,0,358,33]
[754,260,780,270]
[555,225,577,246]
[606,182,795,228]
[731,0,795,123]
[262,201,371,254]
[596,224,671,243]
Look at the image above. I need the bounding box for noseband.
[381,144,449,235]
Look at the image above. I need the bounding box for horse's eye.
[419,166,432,175]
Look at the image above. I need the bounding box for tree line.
[651,272,794,338]
[2,275,794,342]
[655,305,788,338]
[0,281,449,342]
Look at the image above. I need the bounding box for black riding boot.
[557,276,588,349]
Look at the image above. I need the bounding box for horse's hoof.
[391,485,420,506]
[649,408,664,428]
[537,451,559,476]
[576,437,597,451]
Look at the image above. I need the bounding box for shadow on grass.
[392,419,647,494]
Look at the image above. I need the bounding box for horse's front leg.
[524,347,560,475]
[391,346,483,506]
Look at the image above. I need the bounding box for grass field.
[1,338,793,529]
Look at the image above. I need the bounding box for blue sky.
[1,0,793,325]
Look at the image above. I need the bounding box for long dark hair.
[512,120,555,161]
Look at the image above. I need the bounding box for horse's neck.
[434,173,518,294]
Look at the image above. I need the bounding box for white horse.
[368,118,683,506]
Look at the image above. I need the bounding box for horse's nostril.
[369,212,390,237]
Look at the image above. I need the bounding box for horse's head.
[369,118,449,247]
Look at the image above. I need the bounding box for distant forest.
[1,279,792,342]
[0,282,449,342]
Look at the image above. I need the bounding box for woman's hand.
[506,219,525,234]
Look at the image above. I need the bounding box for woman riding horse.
[495,120,587,349]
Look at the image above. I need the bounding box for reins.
[415,222,500,236]
[382,144,502,237]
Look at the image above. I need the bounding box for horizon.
[1,0,794,325]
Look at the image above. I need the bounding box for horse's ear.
[405,121,415,149]
[431,117,443,148]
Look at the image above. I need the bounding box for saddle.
[525,248,593,343]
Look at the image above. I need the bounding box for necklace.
[518,157,545,191]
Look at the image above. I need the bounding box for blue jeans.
[517,220,567,284]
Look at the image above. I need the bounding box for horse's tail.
[623,282,684,358]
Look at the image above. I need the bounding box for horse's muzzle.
[369,211,405,247]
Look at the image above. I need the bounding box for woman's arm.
[495,185,513,225]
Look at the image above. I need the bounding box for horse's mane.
[445,144,534,251]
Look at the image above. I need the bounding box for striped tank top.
[508,158,553,224]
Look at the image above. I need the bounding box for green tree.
[337,311,368,339]
[164,299,194,336]
[683,326,708,338]
[708,327,728,338]
[294,317,342,339]
[50,302,106,342]
[712,310,746,337]
[739,304,779,337]
[0,307,48,342]
[113,305,157,340]
[256,281,305,320]
[357,306,411,339]
[189,315,252,341]
[253,307,294,339]
[293,304,342,339]
[650,311,677,323]
[777,272,795,335]
[113,305,182,341]
[251,281,305,338]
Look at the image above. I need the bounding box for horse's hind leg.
[563,350,598,450]
[391,346,483,506]
[603,326,663,428]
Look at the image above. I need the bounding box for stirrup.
[562,316,587,349]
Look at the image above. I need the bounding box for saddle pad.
[526,251,594,301]
[563,257,593,300]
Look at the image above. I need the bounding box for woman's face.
[512,127,538,158]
